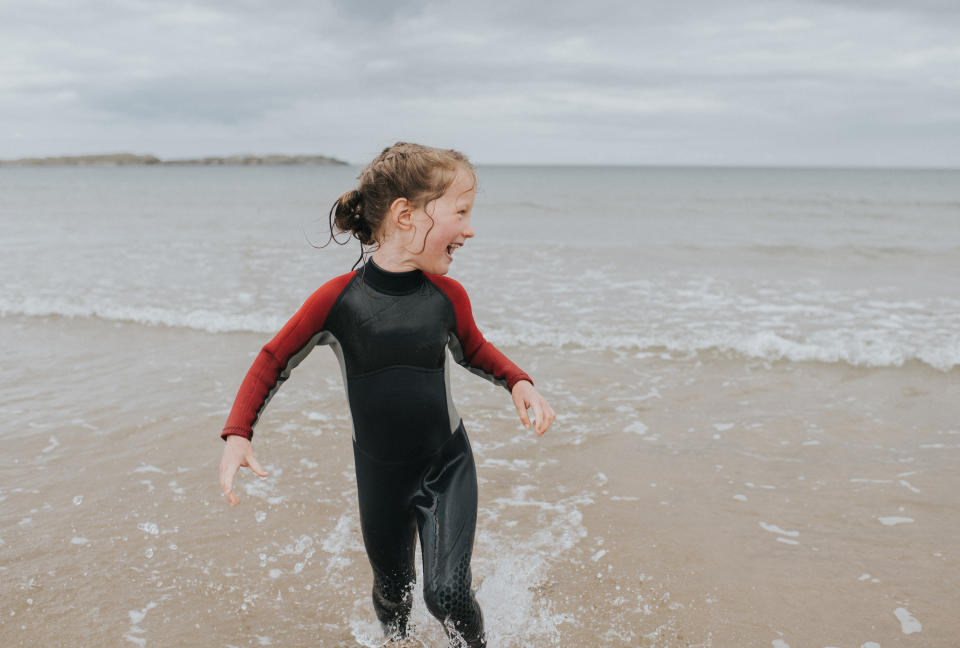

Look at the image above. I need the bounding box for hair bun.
[332,189,369,241]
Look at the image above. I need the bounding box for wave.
[0,297,286,335]
[662,243,960,259]
[486,327,959,373]
[3,298,957,372]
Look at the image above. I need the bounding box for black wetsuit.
[222,259,532,647]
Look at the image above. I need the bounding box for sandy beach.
[2,165,958,647]
[1,310,957,647]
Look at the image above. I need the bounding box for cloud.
[1,0,959,165]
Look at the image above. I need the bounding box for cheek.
[425,221,455,246]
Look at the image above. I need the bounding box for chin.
[425,254,453,275]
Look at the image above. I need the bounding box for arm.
[218,272,354,505]
[428,274,532,390]
[427,275,555,435]
[221,272,354,441]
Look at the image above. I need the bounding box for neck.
[371,245,421,273]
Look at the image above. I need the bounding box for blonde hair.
[326,142,475,267]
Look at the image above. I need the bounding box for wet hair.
[325,142,476,268]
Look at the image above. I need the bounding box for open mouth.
[446,242,462,257]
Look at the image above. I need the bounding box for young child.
[218,142,555,647]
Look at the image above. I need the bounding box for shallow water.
[1,165,959,646]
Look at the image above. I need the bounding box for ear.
[388,197,415,232]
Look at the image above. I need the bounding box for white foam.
[0,296,285,336]
[893,607,922,634]
[6,294,959,370]
[713,423,734,432]
[899,480,920,493]
[321,514,356,572]
[772,640,790,648]
[137,522,159,536]
[487,324,960,372]
[132,465,165,474]
[125,601,157,646]
[625,421,648,435]
[732,494,748,502]
[759,522,800,537]
[475,489,589,646]
[70,537,90,545]
[878,517,914,526]
[41,437,59,453]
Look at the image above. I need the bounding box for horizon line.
[2,152,958,172]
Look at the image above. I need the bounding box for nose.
[462,220,474,239]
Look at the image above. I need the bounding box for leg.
[354,444,419,638]
[415,427,485,648]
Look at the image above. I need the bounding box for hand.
[511,380,556,436]
[218,435,268,506]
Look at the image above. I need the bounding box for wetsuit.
[222,259,532,647]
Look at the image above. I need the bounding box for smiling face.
[408,167,476,275]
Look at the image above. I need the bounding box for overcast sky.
[2,0,959,166]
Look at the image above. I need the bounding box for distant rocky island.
[0,153,348,166]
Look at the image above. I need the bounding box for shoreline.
[0,153,348,167]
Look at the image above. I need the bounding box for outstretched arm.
[427,274,555,435]
[218,272,354,506]
[511,379,556,436]
[427,274,532,390]
[221,272,354,441]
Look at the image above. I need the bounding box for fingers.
[247,453,268,478]
[218,439,268,507]
[531,399,545,436]
[219,459,239,506]
[540,402,556,435]
[514,393,531,429]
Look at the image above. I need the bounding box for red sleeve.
[426,274,532,391]
[221,272,354,441]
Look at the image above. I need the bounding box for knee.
[372,568,414,606]
[424,584,485,647]
[423,583,473,622]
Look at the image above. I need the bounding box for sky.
[2,0,959,166]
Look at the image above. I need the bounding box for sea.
[1,165,958,647]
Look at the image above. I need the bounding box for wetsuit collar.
[361,258,425,294]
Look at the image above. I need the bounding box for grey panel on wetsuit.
[252,329,339,432]
[443,351,462,436]
[445,331,510,391]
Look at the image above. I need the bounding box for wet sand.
[1,314,958,647]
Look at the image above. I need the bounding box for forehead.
[447,168,476,202]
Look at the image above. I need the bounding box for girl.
[218,142,555,647]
